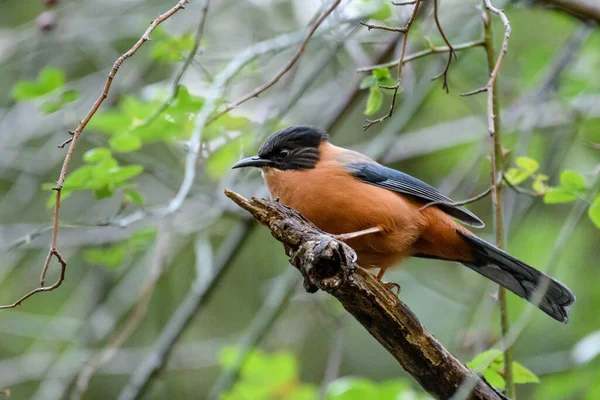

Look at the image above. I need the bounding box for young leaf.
[588,198,600,228]
[109,134,143,152]
[515,157,539,174]
[326,377,378,400]
[544,187,579,204]
[39,67,66,92]
[365,86,383,115]
[12,81,45,100]
[512,361,540,384]
[108,165,144,183]
[359,75,377,89]
[532,174,549,195]
[504,167,530,185]
[373,67,391,80]
[560,170,586,192]
[467,349,503,373]
[124,189,145,206]
[84,148,112,163]
[61,89,80,104]
[483,369,506,389]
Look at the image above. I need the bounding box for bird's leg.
[376,268,401,295]
[333,226,382,241]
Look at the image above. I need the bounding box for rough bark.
[224,189,506,400]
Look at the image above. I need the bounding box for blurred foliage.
[1,1,600,400]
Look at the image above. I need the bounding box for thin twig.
[393,0,417,5]
[430,0,456,93]
[419,186,492,211]
[363,0,422,130]
[206,0,342,124]
[0,0,190,310]
[360,21,407,32]
[502,174,539,197]
[480,0,514,397]
[357,39,484,72]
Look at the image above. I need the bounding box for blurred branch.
[318,315,347,399]
[363,0,422,130]
[532,0,600,22]
[224,190,505,400]
[116,220,254,400]
[71,221,175,400]
[0,0,189,310]
[206,0,342,124]
[431,0,457,93]
[356,39,485,72]
[207,270,299,399]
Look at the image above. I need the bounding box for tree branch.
[533,0,600,22]
[224,190,506,400]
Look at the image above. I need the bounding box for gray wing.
[346,162,484,228]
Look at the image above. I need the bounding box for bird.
[232,125,575,323]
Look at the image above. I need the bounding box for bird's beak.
[231,156,272,169]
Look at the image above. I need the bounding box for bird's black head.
[232,125,329,171]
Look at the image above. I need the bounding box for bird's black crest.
[258,126,328,159]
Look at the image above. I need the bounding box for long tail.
[457,230,575,323]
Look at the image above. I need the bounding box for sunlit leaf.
[512,361,540,384]
[12,81,46,100]
[326,377,378,400]
[467,349,503,373]
[109,134,142,152]
[588,198,600,228]
[483,369,505,389]
[88,111,132,135]
[515,157,539,173]
[544,187,579,204]
[560,170,586,192]
[108,165,144,183]
[373,67,391,80]
[505,167,531,185]
[39,67,66,92]
[84,148,112,163]
[365,86,383,115]
[124,189,145,206]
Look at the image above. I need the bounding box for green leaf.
[371,4,392,21]
[326,377,378,400]
[41,100,62,114]
[544,187,579,204]
[39,67,66,92]
[512,361,540,384]
[94,187,114,199]
[505,168,531,185]
[109,134,142,152]
[359,75,377,89]
[588,198,600,228]
[483,369,506,389]
[365,86,383,115]
[373,67,391,80]
[88,111,132,135]
[12,81,46,100]
[108,165,144,183]
[515,157,539,173]
[61,89,80,104]
[124,189,145,206]
[206,134,254,180]
[152,32,195,63]
[84,148,112,163]
[467,349,503,373]
[376,380,412,399]
[560,170,586,192]
[84,245,127,268]
[63,166,94,190]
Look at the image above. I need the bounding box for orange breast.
[262,153,428,269]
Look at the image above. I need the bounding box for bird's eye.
[278,149,290,159]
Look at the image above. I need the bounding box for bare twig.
[357,39,484,73]
[360,21,407,32]
[363,0,422,130]
[502,174,539,197]
[224,190,505,400]
[0,0,189,310]
[206,0,342,124]
[532,0,600,22]
[431,0,456,93]
[480,1,514,397]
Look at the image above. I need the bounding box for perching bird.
[232,126,575,323]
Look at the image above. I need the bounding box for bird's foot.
[383,281,401,295]
[333,226,382,242]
